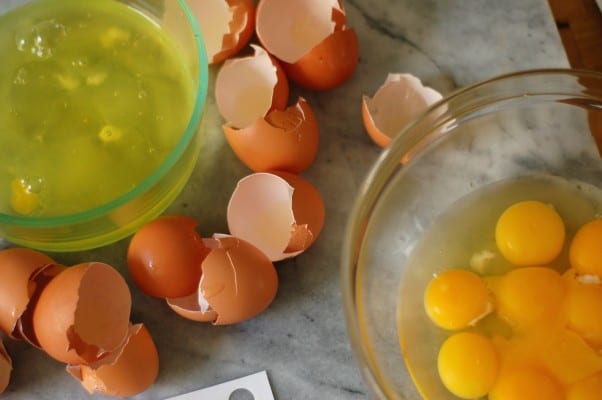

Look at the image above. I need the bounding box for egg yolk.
[567,371,602,400]
[569,219,602,277]
[494,266,565,329]
[495,200,565,266]
[437,332,499,399]
[10,178,39,215]
[565,281,602,349]
[489,365,564,400]
[424,269,491,330]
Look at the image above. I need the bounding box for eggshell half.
[33,262,132,365]
[362,73,443,148]
[67,323,159,397]
[199,235,278,325]
[188,0,255,64]
[15,263,67,348]
[256,0,358,90]
[227,172,325,261]
[0,248,54,337]
[223,97,319,173]
[215,44,289,129]
[0,340,11,395]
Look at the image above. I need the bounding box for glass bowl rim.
[0,0,209,228]
[340,67,602,399]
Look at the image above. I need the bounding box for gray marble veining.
[0,1,569,399]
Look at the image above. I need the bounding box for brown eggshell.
[0,248,54,337]
[362,73,443,148]
[166,292,218,322]
[33,262,131,365]
[215,44,289,129]
[200,235,278,325]
[223,97,319,173]
[227,172,324,261]
[67,324,159,397]
[256,0,358,90]
[15,263,67,348]
[0,340,11,395]
[189,0,255,64]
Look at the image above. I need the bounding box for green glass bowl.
[0,0,208,251]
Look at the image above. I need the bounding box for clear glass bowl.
[0,0,208,251]
[341,69,602,399]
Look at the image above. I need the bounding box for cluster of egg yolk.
[423,201,602,400]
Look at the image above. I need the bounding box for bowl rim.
[340,67,602,399]
[0,0,209,228]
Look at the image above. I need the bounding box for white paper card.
[165,371,275,400]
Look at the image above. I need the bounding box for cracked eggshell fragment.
[223,97,319,173]
[0,248,55,338]
[67,324,159,397]
[0,340,11,395]
[188,0,255,64]
[256,0,359,90]
[33,262,132,365]
[362,73,443,148]
[227,172,325,261]
[199,235,278,325]
[215,44,289,129]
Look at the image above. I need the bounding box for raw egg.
[0,340,11,395]
[223,98,320,173]
[227,172,325,261]
[127,215,210,298]
[215,44,289,129]
[256,0,359,90]
[424,268,492,331]
[67,324,159,397]
[33,262,132,365]
[0,247,55,338]
[569,218,602,277]
[568,371,602,400]
[188,0,255,64]
[495,200,565,266]
[362,73,443,148]
[489,364,565,400]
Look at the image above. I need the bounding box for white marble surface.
[0,1,569,399]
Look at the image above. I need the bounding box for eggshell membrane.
[199,235,278,325]
[166,292,218,322]
[67,324,159,397]
[256,0,341,63]
[227,172,324,261]
[188,0,255,64]
[0,248,54,337]
[15,263,67,348]
[223,97,319,173]
[33,262,131,365]
[362,73,443,148]
[0,340,11,395]
[215,44,289,129]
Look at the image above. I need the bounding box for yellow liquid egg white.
[398,174,602,400]
[0,0,194,217]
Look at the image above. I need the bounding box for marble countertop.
[1,0,569,399]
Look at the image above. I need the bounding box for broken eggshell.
[67,323,159,397]
[0,340,11,395]
[33,262,132,365]
[0,247,55,338]
[362,73,443,148]
[127,215,210,299]
[227,172,325,261]
[188,0,255,64]
[255,0,359,90]
[215,44,289,129]
[223,97,319,173]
